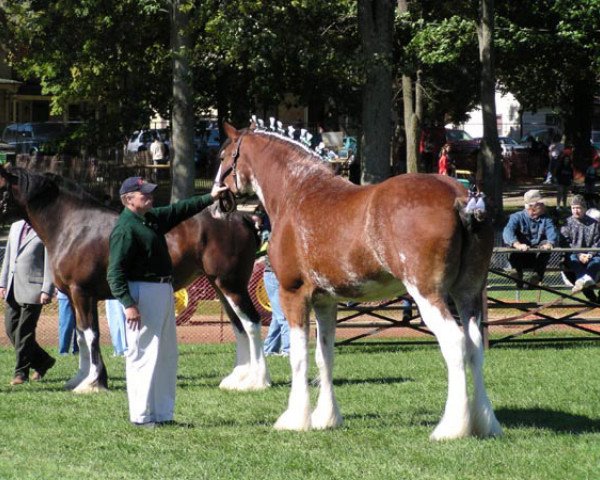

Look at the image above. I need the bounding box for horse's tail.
[455,191,487,233]
[452,190,494,295]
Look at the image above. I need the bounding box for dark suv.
[1,122,82,155]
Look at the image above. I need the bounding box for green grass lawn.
[1,341,600,479]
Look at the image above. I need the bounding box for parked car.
[440,129,480,171]
[1,122,82,155]
[497,136,528,156]
[519,127,560,148]
[127,128,171,156]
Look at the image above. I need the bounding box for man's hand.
[0,287,6,299]
[40,292,51,305]
[513,242,529,251]
[210,183,230,200]
[539,243,553,251]
[125,305,141,330]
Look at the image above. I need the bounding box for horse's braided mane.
[253,129,336,177]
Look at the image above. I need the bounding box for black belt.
[148,276,172,284]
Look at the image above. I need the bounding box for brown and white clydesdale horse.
[217,123,502,440]
[0,167,270,393]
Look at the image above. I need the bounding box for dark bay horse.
[0,166,270,393]
[217,123,502,440]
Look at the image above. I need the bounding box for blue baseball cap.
[119,177,157,195]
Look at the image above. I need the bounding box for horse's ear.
[223,122,241,141]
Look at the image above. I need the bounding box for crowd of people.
[502,189,600,298]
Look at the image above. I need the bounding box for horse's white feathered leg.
[72,328,106,394]
[219,326,250,389]
[407,285,471,440]
[219,297,270,391]
[274,325,311,431]
[311,302,343,429]
[465,316,502,438]
[64,328,89,391]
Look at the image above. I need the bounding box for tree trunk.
[402,72,423,173]
[563,77,595,170]
[170,0,195,202]
[358,0,394,184]
[477,0,503,222]
[397,0,421,174]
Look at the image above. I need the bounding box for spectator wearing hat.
[503,189,559,287]
[107,176,229,428]
[560,194,600,296]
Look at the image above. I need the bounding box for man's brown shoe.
[10,375,27,386]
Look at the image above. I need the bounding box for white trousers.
[125,281,177,424]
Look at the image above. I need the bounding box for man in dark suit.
[0,220,55,385]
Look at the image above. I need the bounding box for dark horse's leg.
[211,280,270,390]
[65,290,108,392]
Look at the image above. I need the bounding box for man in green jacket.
[107,176,228,428]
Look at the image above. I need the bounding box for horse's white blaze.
[219,296,270,391]
[275,326,311,431]
[73,328,104,394]
[311,305,343,429]
[405,283,471,440]
[214,164,222,184]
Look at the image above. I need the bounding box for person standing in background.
[105,299,127,356]
[0,220,55,385]
[150,136,166,166]
[57,290,78,355]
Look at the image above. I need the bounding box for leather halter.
[219,132,245,187]
[217,132,246,214]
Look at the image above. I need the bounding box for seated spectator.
[502,189,558,288]
[560,195,600,295]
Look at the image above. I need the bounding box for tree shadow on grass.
[496,407,600,434]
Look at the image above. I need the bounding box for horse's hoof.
[72,383,109,394]
[63,380,77,391]
[310,408,343,430]
[472,415,503,438]
[429,420,472,441]
[274,410,311,431]
[219,376,270,391]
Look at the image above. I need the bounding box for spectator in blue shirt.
[503,189,559,288]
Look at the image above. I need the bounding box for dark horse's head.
[0,165,61,224]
